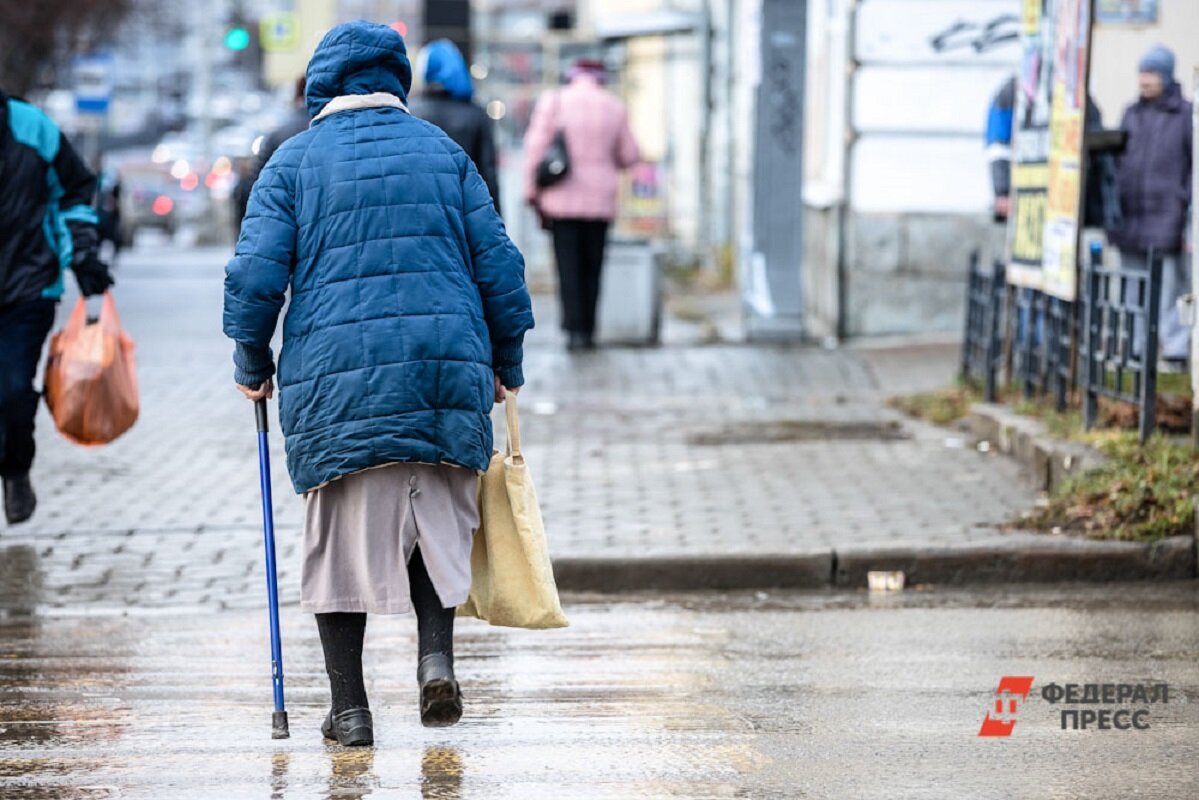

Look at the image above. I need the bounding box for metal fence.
[960,252,1006,402]
[960,243,1164,440]
[1012,288,1076,411]
[1080,245,1163,444]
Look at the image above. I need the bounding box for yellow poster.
[1040,0,1090,301]
[1006,0,1092,300]
[1023,0,1042,35]
[1006,0,1055,290]
[1009,164,1049,289]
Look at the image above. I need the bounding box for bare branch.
[0,0,134,96]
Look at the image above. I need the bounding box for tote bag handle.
[504,392,522,461]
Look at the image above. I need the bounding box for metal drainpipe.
[836,0,861,342]
[726,0,737,272]
[698,0,714,265]
[1191,67,1199,447]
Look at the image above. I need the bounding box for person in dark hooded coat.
[223,21,533,746]
[410,39,501,214]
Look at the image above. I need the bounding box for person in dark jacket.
[97,171,123,260]
[234,77,310,229]
[411,39,501,213]
[223,21,533,746]
[1108,46,1193,363]
[0,87,113,525]
[231,157,256,237]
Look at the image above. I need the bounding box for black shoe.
[566,331,598,352]
[3,474,36,525]
[321,707,374,746]
[418,653,463,728]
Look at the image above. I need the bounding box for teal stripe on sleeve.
[60,204,99,225]
[7,98,61,162]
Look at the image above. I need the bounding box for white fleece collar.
[312,92,409,124]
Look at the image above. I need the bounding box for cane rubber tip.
[272,710,290,739]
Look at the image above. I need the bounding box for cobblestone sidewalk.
[0,245,1042,612]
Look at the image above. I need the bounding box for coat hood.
[420,39,473,101]
[305,21,413,118]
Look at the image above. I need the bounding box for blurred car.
[151,132,204,171]
[213,124,261,161]
[118,163,180,242]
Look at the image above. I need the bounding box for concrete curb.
[552,553,835,592]
[551,535,1197,592]
[832,536,1196,587]
[963,403,1104,492]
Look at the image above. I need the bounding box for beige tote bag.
[459,393,569,629]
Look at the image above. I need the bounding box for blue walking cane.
[256,398,290,739]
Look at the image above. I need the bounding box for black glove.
[75,253,114,297]
[66,220,114,297]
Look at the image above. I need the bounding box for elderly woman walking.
[223,21,533,746]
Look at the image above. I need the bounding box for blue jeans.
[1123,251,1190,361]
[0,299,57,477]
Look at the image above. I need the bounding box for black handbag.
[535,92,570,189]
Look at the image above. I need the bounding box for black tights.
[315,612,367,714]
[315,546,455,714]
[409,546,456,662]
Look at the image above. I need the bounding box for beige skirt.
[301,463,480,615]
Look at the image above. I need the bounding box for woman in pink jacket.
[524,60,640,351]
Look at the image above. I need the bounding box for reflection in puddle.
[328,747,376,799]
[421,746,463,800]
[0,547,131,756]
[0,544,43,615]
[271,751,290,800]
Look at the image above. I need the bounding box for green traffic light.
[225,27,251,51]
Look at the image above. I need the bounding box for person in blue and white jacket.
[985,77,1017,222]
[0,87,113,526]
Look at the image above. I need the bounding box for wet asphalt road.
[1,582,1197,799]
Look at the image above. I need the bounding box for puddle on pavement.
[688,419,908,446]
[0,546,44,615]
[325,748,378,799]
[0,606,767,799]
[419,747,463,800]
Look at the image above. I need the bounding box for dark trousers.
[551,219,610,336]
[0,299,57,478]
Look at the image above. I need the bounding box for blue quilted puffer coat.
[223,21,534,494]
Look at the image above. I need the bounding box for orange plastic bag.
[43,293,139,446]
